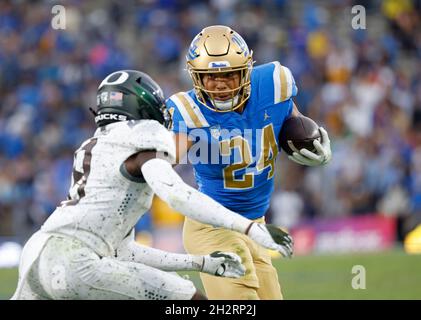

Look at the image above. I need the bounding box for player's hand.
[247,223,293,258]
[201,251,246,278]
[288,127,332,166]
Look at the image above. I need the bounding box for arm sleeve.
[116,231,203,271]
[141,158,252,233]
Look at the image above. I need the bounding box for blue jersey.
[167,61,298,219]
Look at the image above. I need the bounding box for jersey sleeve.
[166,96,188,134]
[166,91,209,135]
[129,120,177,163]
[272,61,298,104]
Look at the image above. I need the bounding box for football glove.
[201,251,246,278]
[288,127,332,166]
[247,223,293,258]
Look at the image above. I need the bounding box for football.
[279,116,322,156]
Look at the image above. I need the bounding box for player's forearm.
[117,240,204,272]
[141,158,252,234]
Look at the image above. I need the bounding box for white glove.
[201,251,246,278]
[288,127,332,166]
[247,223,293,258]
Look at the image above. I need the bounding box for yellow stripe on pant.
[183,216,283,300]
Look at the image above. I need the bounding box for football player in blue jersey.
[167,25,332,299]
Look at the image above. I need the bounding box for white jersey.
[41,120,175,257]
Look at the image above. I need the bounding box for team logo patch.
[98,91,124,107]
[109,91,123,106]
[100,92,108,104]
[94,113,127,123]
[210,125,221,139]
[209,61,230,68]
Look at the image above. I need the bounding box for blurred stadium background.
[1,0,421,299]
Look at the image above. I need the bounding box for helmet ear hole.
[136,77,142,85]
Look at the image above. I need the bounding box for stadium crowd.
[1,0,420,244]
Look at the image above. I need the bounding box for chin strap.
[214,95,239,111]
[89,107,98,116]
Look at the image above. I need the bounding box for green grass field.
[1,250,421,299]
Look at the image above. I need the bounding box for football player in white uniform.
[12,70,292,300]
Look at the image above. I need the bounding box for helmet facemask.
[188,61,253,112]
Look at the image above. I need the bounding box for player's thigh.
[183,217,214,254]
[198,241,260,299]
[254,261,282,300]
[36,235,102,299]
[184,218,261,291]
[184,217,255,269]
[252,243,283,300]
[12,276,50,300]
[183,218,251,257]
[37,236,196,300]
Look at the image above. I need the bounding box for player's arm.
[287,101,332,166]
[116,230,245,278]
[273,63,331,165]
[124,151,293,258]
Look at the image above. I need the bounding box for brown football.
[279,116,322,156]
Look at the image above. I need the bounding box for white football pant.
[12,232,196,300]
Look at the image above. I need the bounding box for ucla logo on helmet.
[187,34,201,60]
[231,33,249,57]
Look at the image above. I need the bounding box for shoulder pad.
[271,61,298,104]
[167,92,209,129]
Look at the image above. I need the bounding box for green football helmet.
[93,70,171,128]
